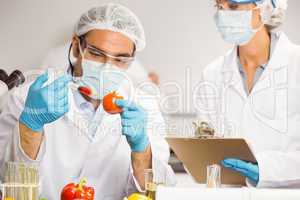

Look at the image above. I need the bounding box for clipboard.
[166,137,257,185]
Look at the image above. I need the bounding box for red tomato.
[103,91,124,114]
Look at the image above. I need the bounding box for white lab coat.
[0,69,176,199]
[198,32,300,188]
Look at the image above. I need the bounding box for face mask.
[214,8,262,45]
[76,59,127,100]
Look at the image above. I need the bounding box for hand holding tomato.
[115,99,149,152]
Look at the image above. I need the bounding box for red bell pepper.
[61,178,94,200]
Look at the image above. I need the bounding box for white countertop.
[156,173,300,200]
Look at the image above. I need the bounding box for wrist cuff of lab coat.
[255,152,274,188]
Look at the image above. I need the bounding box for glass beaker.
[144,169,156,200]
[206,164,221,188]
[3,162,39,200]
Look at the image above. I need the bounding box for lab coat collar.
[221,46,247,99]
[221,31,291,98]
[251,31,291,94]
[266,31,291,70]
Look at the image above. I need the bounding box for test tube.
[4,162,39,200]
[206,164,221,188]
[144,169,156,200]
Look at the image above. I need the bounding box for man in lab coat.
[198,0,300,187]
[0,3,175,199]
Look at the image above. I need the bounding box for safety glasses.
[79,37,135,68]
[215,0,258,10]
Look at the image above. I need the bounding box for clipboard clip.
[193,121,215,139]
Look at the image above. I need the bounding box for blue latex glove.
[222,158,259,184]
[115,99,149,152]
[19,71,71,132]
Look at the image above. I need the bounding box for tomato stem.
[77,178,87,192]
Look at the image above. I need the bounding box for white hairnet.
[74,3,146,51]
[256,0,288,29]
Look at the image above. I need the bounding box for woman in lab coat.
[198,0,300,187]
[0,4,175,199]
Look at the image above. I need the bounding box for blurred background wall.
[0,0,299,114]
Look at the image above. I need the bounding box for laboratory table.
[156,173,300,200]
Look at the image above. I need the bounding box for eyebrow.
[88,44,133,57]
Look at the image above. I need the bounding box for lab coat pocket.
[250,68,288,134]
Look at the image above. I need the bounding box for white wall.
[0,0,299,112]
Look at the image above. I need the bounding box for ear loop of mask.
[68,38,86,83]
[78,40,86,62]
[68,43,74,75]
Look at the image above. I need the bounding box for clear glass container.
[1,162,39,200]
[144,169,156,200]
[206,164,221,188]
